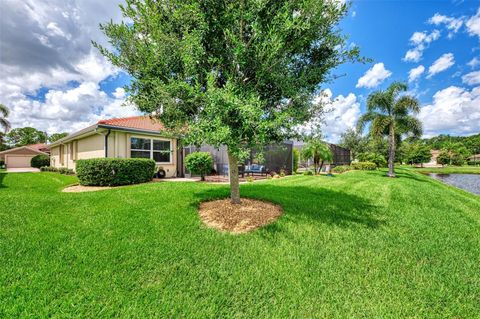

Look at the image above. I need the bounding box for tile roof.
[97,116,165,132]
[26,143,49,151]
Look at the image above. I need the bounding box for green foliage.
[357,152,387,168]
[0,160,4,168]
[0,103,11,133]
[48,132,69,143]
[5,127,47,147]
[185,152,213,181]
[301,139,333,174]
[95,0,362,200]
[30,154,50,168]
[279,169,286,177]
[339,128,365,160]
[76,158,156,186]
[303,170,314,176]
[422,133,480,155]
[436,151,450,166]
[399,142,431,165]
[332,165,352,173]
[352,161,377,170]
[357,82,422,177]
[468,160,480,166]
[39,166,74,175]
[436,143,471,166]
[292,148,300,173]
[246,176,254,183]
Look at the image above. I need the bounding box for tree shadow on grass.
[193,183,386,233]
[0,172,6,189]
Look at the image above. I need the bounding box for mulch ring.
[62,185,113,192]
[198,198,283,234]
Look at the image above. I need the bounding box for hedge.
[352,161,377,171]
[40,166,75,175]
[332,165,352,173]
[76,158,156,186]
[31,154,50,168]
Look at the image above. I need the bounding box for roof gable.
[98,116,165,132]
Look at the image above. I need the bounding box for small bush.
[185,152,213,181]
[303,170,313,176]
[58,167,75,175]
[246,176,254,183]
[266,175,272,180]
[40,166,58,172]
[292,148,300,173]
[76,158,156,186]
[332,165,352,173]
[31,154,50,168]
[467,160,480,166]
[279,169,286,177]
[269,171,277,177]
[0,160,4,168]
[352,161,377,170]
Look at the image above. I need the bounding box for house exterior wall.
[50,130,177,177]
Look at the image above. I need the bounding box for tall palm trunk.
[227,150,241,204]
[388,124,396,177]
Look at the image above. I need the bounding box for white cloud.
[428,13,464,37]
[427,53,455,78]
[307,89,361,143]
[467,57,480,69]
[0,0,130,134]
[419,86,480,137]
[466,8,480,38]
[403,30,440,62]
[356,63,392,89]
[7,82,139,134]
[408,65,425,82]
[113,87,126,99]
[462,71,480,86]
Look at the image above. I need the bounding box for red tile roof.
[97,116,165,132]
[26,143,49,152]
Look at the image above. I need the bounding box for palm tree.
[357,82,422,177]
[301,139,333,175]
[0,104,11,133]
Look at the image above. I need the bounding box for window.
[130,137,171,163]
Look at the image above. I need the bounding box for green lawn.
[1,169,479,318]
[407,165,480,175]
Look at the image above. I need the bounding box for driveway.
[6,167,40,173]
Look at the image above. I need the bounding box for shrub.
[31,154,50,168]
[292,148,300,173]
[246,176,254,183]
[40,166,58,172]
[303,170,314,176]
[76,158,156,186]
[332,165,352,173]
[279,169,286,177]
[352,161,377,170]
[58,167,75,175]
[185,152,213,181]
[0,160,4,168]
[357,152,386,168]
[467,160,480,166]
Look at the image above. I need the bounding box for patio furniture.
[244,164,266,176]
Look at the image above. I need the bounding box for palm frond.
[367,91,390,114]
[386,82,408,101]
[0,118,11,133]
[396,115,422,138]
[370,115,391,138]
[394,95,420,115]
[0,104,9,118]
[356,111,377,133]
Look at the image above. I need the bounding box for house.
[423,149,442,167]
[0,144,49,169]
[49,116,180,177]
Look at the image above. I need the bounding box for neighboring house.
[468,154,480,161]
[49,116,180,177]
[0,144,49,168]
[423,149,441,167]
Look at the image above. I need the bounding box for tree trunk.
[319,160,324,173]
[388,124,396,177]
[313,160,318,175]
[227,150,241,204]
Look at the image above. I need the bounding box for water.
[428,173,480,195]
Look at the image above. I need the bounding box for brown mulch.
[198,198,283,234]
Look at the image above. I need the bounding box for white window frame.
[130,136,172,164]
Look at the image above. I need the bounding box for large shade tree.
[6,127,48,147]
[96,0,361,203]
[357,82,422,177]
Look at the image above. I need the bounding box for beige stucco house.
[0,144,49,169]
[49,116,180,177]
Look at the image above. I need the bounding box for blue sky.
[1,0,479,142]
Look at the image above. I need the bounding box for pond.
[428,173,480,195]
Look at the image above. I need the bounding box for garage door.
[6,156,34,168]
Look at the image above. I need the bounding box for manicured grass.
[406,165,480,174]
[1,169,479,317]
